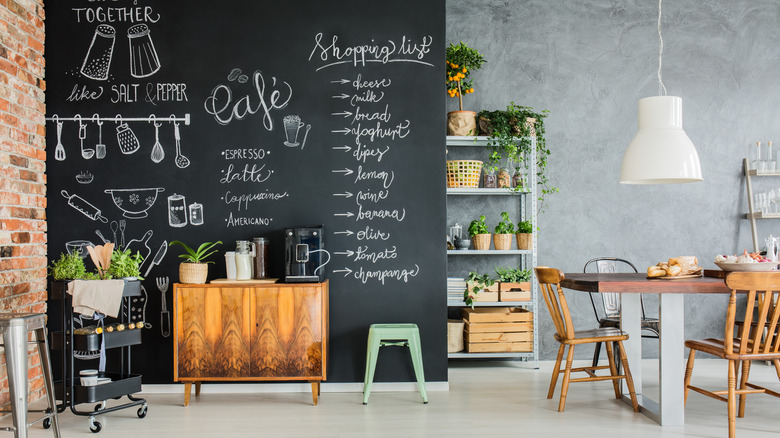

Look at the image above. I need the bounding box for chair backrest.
[724,272,780,356]
[583,257,639,321]
[535,266,575,341]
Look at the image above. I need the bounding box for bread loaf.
[647,266,666,277]
[668,256,699,275]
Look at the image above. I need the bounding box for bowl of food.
[714,251,778,272]
[104,187,164,219]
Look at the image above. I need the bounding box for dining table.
[560,272,731,426]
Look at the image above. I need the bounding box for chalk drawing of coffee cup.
[283,115,305,148]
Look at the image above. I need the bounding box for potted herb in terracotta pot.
[169,240,222,284]
[446,42,486,136]
[516,220,533,250]
[468,215,491,250]
[493,212,515,250]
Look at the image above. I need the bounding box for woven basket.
[472,234,491,250]
[179,263,208,284]
[446,160,483,188]
[516,233,533,250]
[493,234,513,251]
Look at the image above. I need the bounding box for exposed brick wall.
[0,0,47,404]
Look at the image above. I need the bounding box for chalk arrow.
[332,168,354,176]
[331,93,350,99]
[334,212,355,218]
[330,79,350,84]
[334,250,355,257]
[331,128,350,135]
[332,145,351,152]
[331,111,353,118]
[332,191,354,198]
[333,267,353,276]
[334,230,355,236]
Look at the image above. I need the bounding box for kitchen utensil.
[77,115,94,159]
[81,24,116,81]
[714,261,780,272]
[173,121,190,168]
[104,187,164,219]
[110,221,118,245]
[61,190,108,223]
[65,240,93,258]
[128,24,161,78]
[54,118,66,161]
[150,120,164,163]
[116,119,140,154]
[94,114,106,159]
[301,124,311,149]
[155,276,170,338]
[119,219,126,249]
[86,243,113,275]
[126,230,153,265]
[143,240,168,277]
[167,193,187,227]
[95,230,109,244]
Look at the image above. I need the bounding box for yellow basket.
[446,160,483,188]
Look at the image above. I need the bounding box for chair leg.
[604,341,621,399]
[737,360,751,418]
[548,344,565,399]
[362,336,381,405]
[407,332,428,404]
[774,359,780,380]
[728,360,737,438]
[591,342,602,368]
[4,324,29,438]
[616,340,639,412]
[684,348,696,405]
[558,345,575,412]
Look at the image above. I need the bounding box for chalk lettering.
[220,163,273,184]
[204,70,292,130]
[223,190,289,211]
[356,205,406,222]
[72,7,160,23]
[352,144,390,163]
[67,84,103,102]
[352,264,420,284]
[356,226,391,241]
[226,213,271,227]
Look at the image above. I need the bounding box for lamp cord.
[657,0,667,96]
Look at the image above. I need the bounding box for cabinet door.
[250,285,323,378]
[176,286,251,378]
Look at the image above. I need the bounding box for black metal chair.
[583,257,659,368]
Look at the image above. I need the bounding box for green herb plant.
[467,215,489,237]
[108,249,145,279]
[49,253,87,280]
[494,266,531,283]
[169,241,223,264]
[445,42,486,111]
[494,212,515,234]
[517,220,533,234]
[464,271,495,308]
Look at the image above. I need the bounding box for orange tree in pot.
[169,240,222,284]
[446,42,486,136]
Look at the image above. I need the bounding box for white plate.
[714,261,779,272]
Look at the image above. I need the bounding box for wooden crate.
[462,307,533,323]
[466,331,533,343]
[499,282,530,292]
[465,321,533,333]
[466,341,533,353]
[500,290,531,301]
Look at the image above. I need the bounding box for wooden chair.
[684,272,780,438]
[535,266,639,413]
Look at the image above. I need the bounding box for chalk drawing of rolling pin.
[61,190,109,223]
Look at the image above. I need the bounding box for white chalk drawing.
[227,68,249,84]
[203,69,292,129]
[115,116,140,155]
[110,220,119,246]
[94,229,109,244]
[144,241,168,278]
[54,117,65,161]
[75,115,94,159]
[104,187,165,219]
[75,171,94,184]
[65,240,93,259]
[61,190,108,223]
[155,276,171,338]
[119,219,126,249]
[126,230,153,269]
[81,24,116,81]
[92,114,106,159]
[283,115,304,147]
[128,24,161,78]
[308,33,434,71]
[150,117,164,163]
[189,202,204,225]
[167,193,187,227]
[172,119,190,168]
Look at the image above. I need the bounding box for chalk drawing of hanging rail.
[81,24,116,81]
[45,114,191,125]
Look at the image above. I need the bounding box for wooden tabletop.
[561,273,731,294]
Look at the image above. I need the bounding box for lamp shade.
[620,96,702,184]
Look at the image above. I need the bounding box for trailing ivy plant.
[464,271,495,308]
[478,102,558,211]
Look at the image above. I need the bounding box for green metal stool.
[362,323,428,404]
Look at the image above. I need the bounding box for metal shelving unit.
[743,158,780,252]
[446,135,539,366]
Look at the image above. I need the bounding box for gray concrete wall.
[446,0,780,360]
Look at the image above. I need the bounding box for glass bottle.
[235,240,252,280]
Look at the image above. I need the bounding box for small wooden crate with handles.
[462,307,533,353]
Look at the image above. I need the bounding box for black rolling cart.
[48,280,148,433]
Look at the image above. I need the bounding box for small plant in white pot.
[468,215,491,250]
[493,212,515,251]
[169,240,222,284]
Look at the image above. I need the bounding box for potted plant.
[468,215,491,250]
[464,271,497,307]
[516,220,533,250]
[493,212,515,251]
[108,249,144,280]
[446,41,486,136]
[49,252,88,281]
[495,267,532,302]
[478,102,558,210]
[169,240,222,284]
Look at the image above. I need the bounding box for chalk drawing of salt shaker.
[167,194,188,228]
[128,24,161,78]
[81,24,116,81]
[189,203,203,226]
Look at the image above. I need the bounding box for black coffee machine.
[284,225,330,283]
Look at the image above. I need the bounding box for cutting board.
[210,278,279,284]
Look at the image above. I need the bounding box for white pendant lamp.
[619,0,702,184]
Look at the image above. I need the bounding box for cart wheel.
[42,418,51,429]
[89,416,102,433]
[94,401,105,411]
[137,404,148,418]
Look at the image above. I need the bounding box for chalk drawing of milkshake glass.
[128,24,161,78]
[81,24,116,81]
[283,115,309,148]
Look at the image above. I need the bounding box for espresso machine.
[284,225,330,282]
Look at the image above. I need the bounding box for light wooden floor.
[16,359,780,437]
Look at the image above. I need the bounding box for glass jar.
[483,167,497,188]
[513,167,525,188]
[235,240,252,280]
[497,166,511,188]
[253,237,269,279]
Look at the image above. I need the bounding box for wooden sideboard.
[173,280,328,406]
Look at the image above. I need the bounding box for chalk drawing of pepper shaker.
[81,24,116,81]
[115,115,140,155]
[128,24,161,78]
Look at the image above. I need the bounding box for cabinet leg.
[184,382,192,407]
[195,381,201,397]
[310,381,319,406]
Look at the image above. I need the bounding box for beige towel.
[68,280,125,318]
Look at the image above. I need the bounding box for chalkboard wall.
[46,0,446,383]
